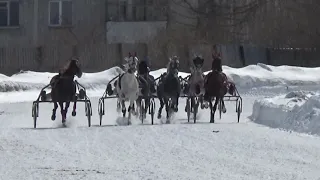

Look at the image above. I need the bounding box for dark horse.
[157,56,181,122]
[49,58,83,125]
[136,60,156,118]
[204,54,236,123]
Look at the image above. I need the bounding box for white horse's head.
[167,56,180,74]
[190,56,204,82]
[191,56,204,71]
[124,52,139,73]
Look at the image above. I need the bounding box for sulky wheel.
[85,101,92,127]
[236,100,242,123]
[32,102,39,128]
[98,98,105,126]
[79,89,86,100]
[150,98,155,125]
[193,97,199,124]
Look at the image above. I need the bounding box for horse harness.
[117,73,147,90]
[51,74,74,88]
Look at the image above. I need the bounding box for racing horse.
[157,56,181,122]
[115,52,140,123]
[183,56,207,113]
[50,58,83,125]
[204,54,236,123]
[136,60,156,119]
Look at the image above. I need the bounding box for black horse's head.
[138,60,149,75]
[211,53,222,72]
[60,57,82,78]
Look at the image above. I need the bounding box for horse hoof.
[72,111,76,116]
[51,115,56,121]
[157,114,161,119]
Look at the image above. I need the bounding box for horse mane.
[59,60,72,75]
[60,59,77,75]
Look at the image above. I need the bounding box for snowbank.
[0,67,123,92]
[2,63,320,92]
[149,68,190,79]
[222,63,320,88]
[250,91,320,135]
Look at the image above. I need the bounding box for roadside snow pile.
[150,68,190,79]
[0,67,123,92]
[1,63,320,92]
[250,91,320,135]
[223,63,320,88]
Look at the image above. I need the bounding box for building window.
[0,1,19,27]
[118,0,128,21]
[48,0,72,26]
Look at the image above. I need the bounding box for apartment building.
[0,0,169,74]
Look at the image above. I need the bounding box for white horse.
[116,52,140,123]
[186,56,208,110]
[189,65,205,96]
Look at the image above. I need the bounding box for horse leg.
[209,99,213,123]
[210,97,220,123]
[58,102,66,123]
[221,99,226,113]
[128,99,136,115]
[121,100,126,117]
[64,102,70,118]
[145,97,150,114]
[51,102,58,121]
[189,96,193,113]
[72,100,77,116]
[128,99,136,118]
[200,95,205,109]
[136,97,141,117]
[116,99,121,112]
[174,93,179,112]
[203,92,209,109]
[157,97,164,119]
[164,98,170,121]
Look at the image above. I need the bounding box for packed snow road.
[1,87,320,180]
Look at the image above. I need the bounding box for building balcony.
[106,3,167,43]
[106,21,167,43]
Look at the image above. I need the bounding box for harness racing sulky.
[202,53,242,123]
[98,52,242,126]
[180,55,206,123]
[31,58,93,128]
[156,56,182,123]
[98,52,157,125]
